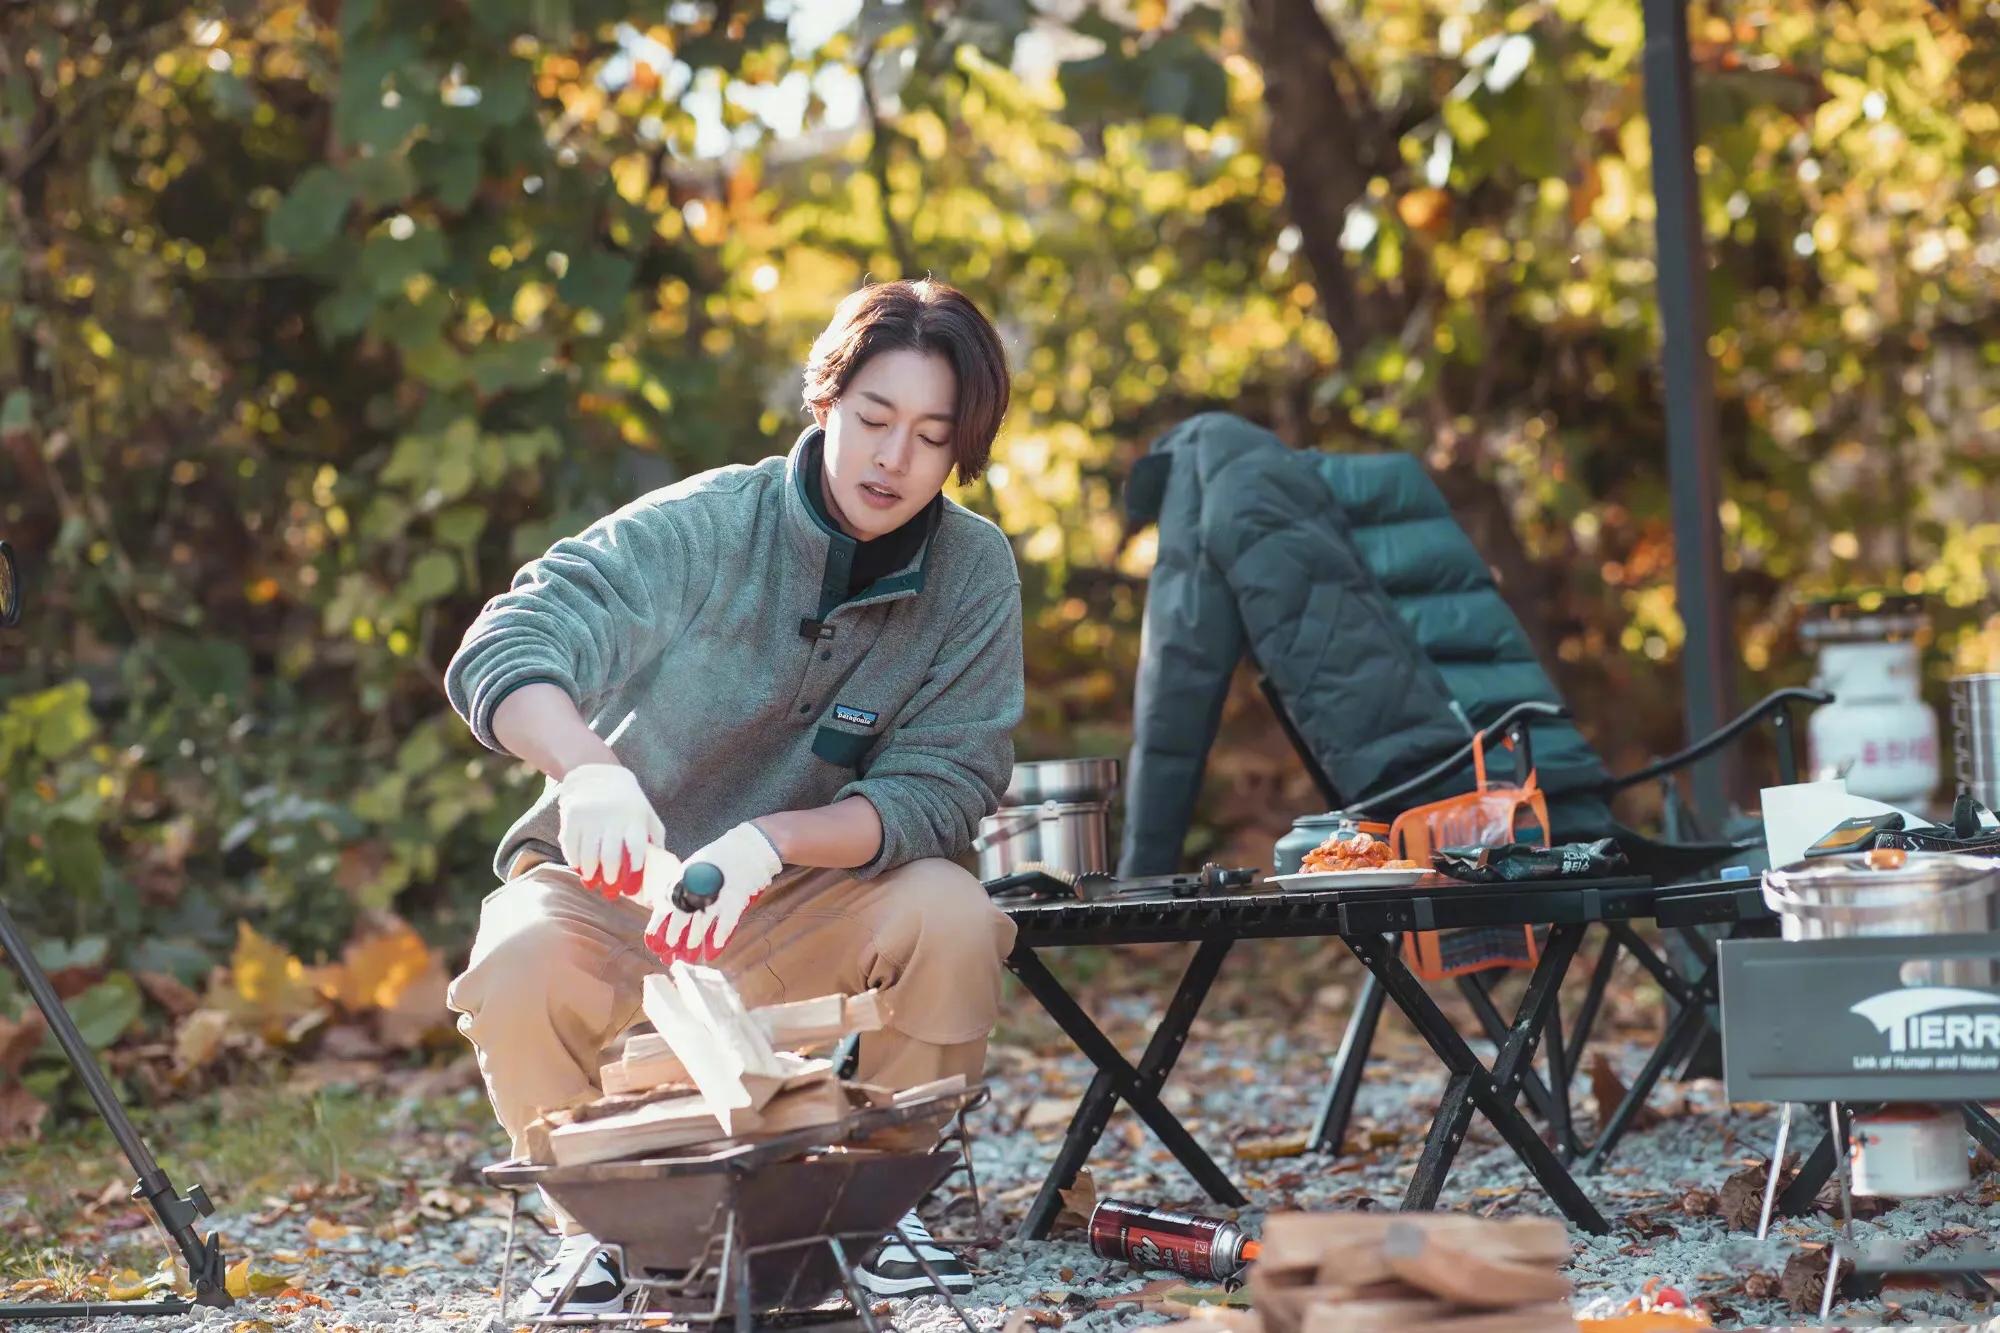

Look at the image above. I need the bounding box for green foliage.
[1,0,1998,1020]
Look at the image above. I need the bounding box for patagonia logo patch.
[832,704,879,728]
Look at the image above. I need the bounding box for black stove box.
[1720,932,2000,1103]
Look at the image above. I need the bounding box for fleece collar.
[783,426,943,621]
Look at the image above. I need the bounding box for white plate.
[1267,868,1429,891]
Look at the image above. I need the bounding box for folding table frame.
[1001,874,1663,1240]
[1572,881,1777,1173]
[1269,684,1823,1166]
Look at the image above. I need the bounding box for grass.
[0,1062,494,1292]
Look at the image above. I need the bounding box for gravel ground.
[21,993,2000,1332]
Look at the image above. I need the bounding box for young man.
[443,279,1023,1314]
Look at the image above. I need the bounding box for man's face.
[814,348,958,541]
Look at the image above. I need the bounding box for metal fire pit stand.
[483,1092,988,1332]
[1720,932,2000,1319]
[1001,872,1666,1240]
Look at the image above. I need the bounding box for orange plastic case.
[1388,734,1552,981]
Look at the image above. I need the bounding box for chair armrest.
[1603,686,1833,794]
[1349,700,1569,817]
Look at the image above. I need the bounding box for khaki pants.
[445,851,1017,1236]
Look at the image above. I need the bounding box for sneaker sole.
[512,1284,631,1318]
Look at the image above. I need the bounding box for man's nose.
[876,429,913,474]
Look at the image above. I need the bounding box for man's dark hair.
[802,279,1010,484]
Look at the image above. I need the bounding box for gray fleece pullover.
[444,428,1024,883]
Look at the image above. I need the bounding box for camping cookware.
[1761,849,2000,941]
[974,800,1110,880]
[1003,757,1122,806]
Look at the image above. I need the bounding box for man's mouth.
[858,481,902,508]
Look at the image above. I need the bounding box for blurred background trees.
[2,0,1997,1124]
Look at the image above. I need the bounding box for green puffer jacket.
[1119,412,1612,876]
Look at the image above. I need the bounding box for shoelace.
[894,1211,938,1247]
[545,1235,610,1272]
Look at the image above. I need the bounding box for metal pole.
[1641,0,1735,828]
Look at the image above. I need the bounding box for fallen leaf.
[1780,1247,1831,1312]
[102,1268,160,1301]
[210,922,327,1041]
[1231,1132,1308,1161]
[1054,1168,1098,1230]
[305,1217,353,1242]
[0,1010,48,1078]
[1590,1053,1661,1131]
[318,918,451,1050]
[223,1257,298,1299]
[136,970,201,1018]
[316,1023,386,1061]
[173,1009,233,1073]
[417,1187,474,1220]
[1025,1097,1075,1130]
[0,1081,49,1145]
[1718,1160,1791,1231]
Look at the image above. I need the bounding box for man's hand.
[644,822,784,963]
[555,763,665,898]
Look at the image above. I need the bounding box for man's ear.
[810,402,828,429]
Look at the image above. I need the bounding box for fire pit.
[483,1088,982,1331]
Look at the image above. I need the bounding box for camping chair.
[1186,443,1823,1161]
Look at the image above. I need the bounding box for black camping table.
[1000,872,1664,1240]
[1571,879,1780,1172]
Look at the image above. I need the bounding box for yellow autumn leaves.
[177,917,453,1073]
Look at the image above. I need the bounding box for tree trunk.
[1237,0,1577,695]
[1237,0,1383,355]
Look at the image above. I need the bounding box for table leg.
[1542,985,1577,1162]
[1961,1103,2000,1156]
[1458,972,1564,1132]
[1008,940,1243,1240]
[1567,933,1623,1088]
[1309,963,1387,1154]
[1777,1105,1842,1216]
[1347,926,1608,1233]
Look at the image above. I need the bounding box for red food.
[1302,832,1396,873]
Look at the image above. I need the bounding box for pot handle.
[970,802,1057,854]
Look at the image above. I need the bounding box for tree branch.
[857,43,919,278]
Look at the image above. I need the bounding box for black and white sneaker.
[514,1233,629,1317]
[855,1209,974,1296]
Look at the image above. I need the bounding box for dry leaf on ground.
[0,1081,49,1145]
[1054,1167,1099,1229]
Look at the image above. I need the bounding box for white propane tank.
[1802,595,1940,811]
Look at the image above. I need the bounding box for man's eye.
[920,436,948,449]
[858,416,886,428]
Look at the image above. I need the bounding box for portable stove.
[1721,929,2000,1317]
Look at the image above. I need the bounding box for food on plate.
[1301,832,1420,874]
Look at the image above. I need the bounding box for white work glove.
[555,763,665,899]
[644,822,784,965]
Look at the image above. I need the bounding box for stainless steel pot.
[1763,851,2000,939]
[1003,757,1122,807]
[1950,674,2000,810]
[974,800,1109,880]
[1763,851,2000,986]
